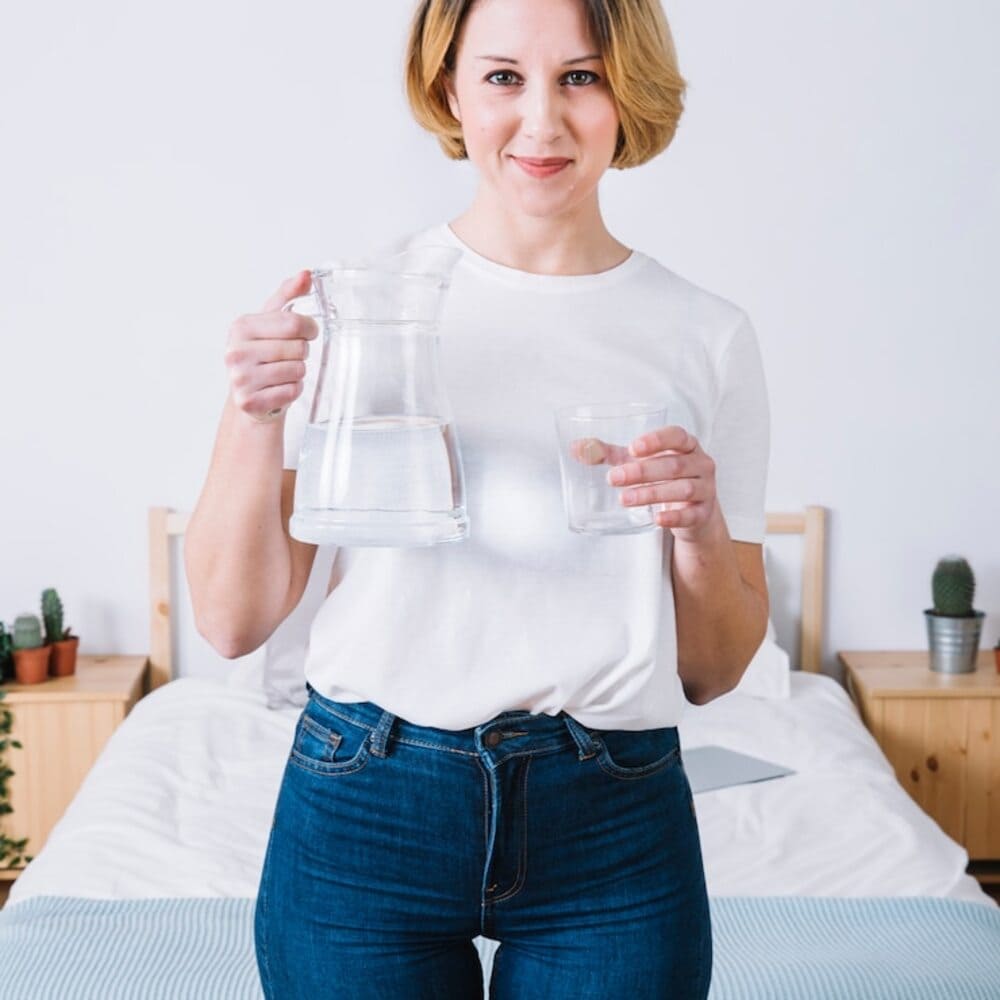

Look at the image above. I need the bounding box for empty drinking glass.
[554,402,669,535]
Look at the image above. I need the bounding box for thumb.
[260,269,311,313]
[571,438,631,466]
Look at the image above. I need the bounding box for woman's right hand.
[224,270,319,422]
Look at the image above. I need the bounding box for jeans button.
[484,731,502,748]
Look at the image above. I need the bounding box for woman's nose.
[519,84,564,143]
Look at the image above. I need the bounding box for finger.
[606,453,689,487]
[226,337,312,370]
[260,269,312,313]
[571,437,607,465]
[231,310,319,343]
[630,426,694,458]
[570,437,631,466]
[238,360,308,394]
[655,504,700,529]
[236,381,305,419]
[619,478,705,507]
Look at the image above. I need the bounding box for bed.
[1,505,998,999]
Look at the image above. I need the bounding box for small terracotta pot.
[14,647,50,685]
[49,636,79,677]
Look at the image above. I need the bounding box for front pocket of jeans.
[289,712,370,775]
[593,729,681,780]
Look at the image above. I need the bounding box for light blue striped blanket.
[0,894,998,998]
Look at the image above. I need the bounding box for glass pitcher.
[283,245,468,547]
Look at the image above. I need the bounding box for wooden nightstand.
[839,650,1000,896]
[0,655,149,896]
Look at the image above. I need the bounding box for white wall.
[3,1,998,686]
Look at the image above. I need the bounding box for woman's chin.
[502,185,583,219]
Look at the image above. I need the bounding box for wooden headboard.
[765,507,827,674]
[147,505,828,690]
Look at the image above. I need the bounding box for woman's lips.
[512,157,571,178]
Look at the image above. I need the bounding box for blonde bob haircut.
[404,0,687,169]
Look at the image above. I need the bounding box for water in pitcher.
[292,415,468,546]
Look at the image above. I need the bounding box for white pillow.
[731,616,791,698]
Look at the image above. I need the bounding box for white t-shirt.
[282,222,770,731]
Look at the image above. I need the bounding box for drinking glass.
[554,402,668,535]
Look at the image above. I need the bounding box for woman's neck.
[448,194,631,276]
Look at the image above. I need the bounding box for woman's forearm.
[184,395,293,657]
[670,503,768,704]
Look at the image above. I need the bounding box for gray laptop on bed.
[683,745,795,794]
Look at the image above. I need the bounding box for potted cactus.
[42,587,78,677]
[924,555,985,674]
[12,614,49,685]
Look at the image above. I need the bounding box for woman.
[185,0,770,996]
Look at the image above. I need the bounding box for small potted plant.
[0,684,32,869]
[12,614,49,685]
[924,555,985,674]
[42,587,78,677]
[0,623,14,683]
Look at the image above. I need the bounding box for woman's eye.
[486,69,517,87]
[565,70,599,86]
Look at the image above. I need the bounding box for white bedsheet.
[9,665,993,908]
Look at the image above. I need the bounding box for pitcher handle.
[250,293,318,423]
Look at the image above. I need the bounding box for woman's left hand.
[601,425,721,544]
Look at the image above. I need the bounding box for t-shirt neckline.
[431,222,648,292]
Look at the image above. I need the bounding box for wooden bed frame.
[146,506,828,692]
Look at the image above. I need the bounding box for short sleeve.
[708,312,771,543]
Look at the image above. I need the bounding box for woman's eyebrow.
[475,54,602,65]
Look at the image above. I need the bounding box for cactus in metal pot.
[12,614,44,650]
[931,555,976,617]
[42,587,65,644]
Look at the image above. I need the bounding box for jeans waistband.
[303,681,606,762]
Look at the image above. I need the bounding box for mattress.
[9,664,991,909]
[3,894,1000,1000]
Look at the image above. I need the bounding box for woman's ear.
[443,71,461,123]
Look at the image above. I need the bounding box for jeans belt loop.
[370,709,396,758]
[562,714,600,761]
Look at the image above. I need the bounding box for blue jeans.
[254,682,712,999]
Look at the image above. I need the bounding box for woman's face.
[444,0,620,220]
